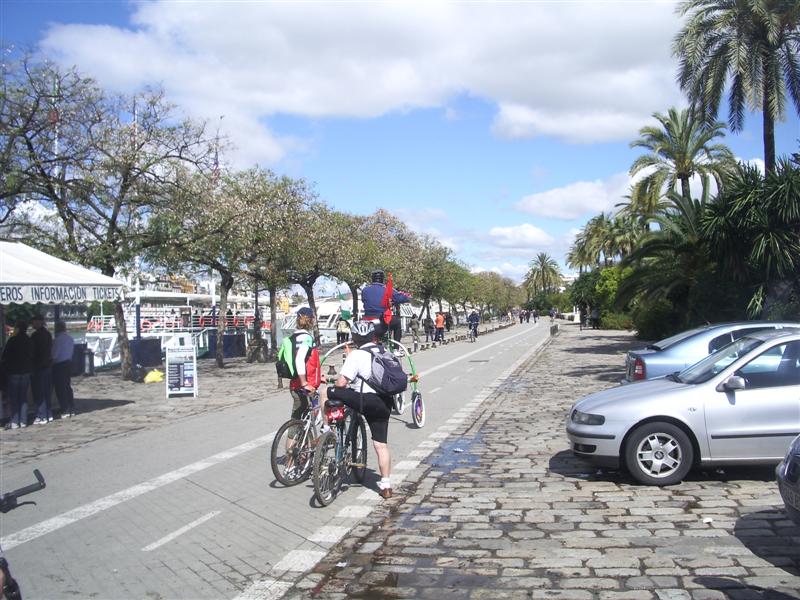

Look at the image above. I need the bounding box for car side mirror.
[719,375,746,392]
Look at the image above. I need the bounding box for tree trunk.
[269,284,278,358]
[113,300,132,379]
[348,282,359,320]
[302,283,321,345]
[680,176,691,201]
[422,297,431,319]
[216,271,234,368]
[437,298,443,312]
[763,86,776,174]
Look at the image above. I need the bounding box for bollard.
[328,364,337,378]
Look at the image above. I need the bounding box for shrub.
[601,311,634,330]
[631,299,683,341]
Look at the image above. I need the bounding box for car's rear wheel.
[624,422,693,486]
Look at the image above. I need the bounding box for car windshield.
[679,336,763,384]
[651,326,708,351]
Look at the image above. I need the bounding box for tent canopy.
[0,241,124,305]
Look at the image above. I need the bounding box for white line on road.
[429,387,442,394]
[0,432,276,551]
[141,510,221,552]
[234,580,293,600]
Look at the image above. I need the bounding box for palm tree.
[674,0,800,173]
[628,107,734,208]
[525,252,561,296]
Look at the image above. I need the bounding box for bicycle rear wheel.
[349,415,368,483]
[313,430,340,506]
[271,419,314,486]
[412,391,426,428]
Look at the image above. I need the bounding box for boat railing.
[86,310,269,334]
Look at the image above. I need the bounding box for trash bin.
[72,343,87,376]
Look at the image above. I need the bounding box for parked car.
[623,321,799,383]
[776,434,800,525]
[567,329,800,485]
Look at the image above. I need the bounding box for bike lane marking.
[141,510,221,552]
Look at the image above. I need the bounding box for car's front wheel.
[624,422,693,486]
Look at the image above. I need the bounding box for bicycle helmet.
[371,270,385,284]
[350,320,377,345]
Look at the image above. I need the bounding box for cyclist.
[361,270,411,350]
[320,320,394,499]
[288,307,323,419]
[467,310,480,339]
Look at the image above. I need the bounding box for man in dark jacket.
[2,319,33,429]
[30,314,54,424]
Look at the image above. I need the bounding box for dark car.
[623,321,800,383]
[777,434,800,525]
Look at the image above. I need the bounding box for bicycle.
[1,470,46,600]
[312,401,368,506]
[321,338,425,428]
[270,391,322,486]
[468,322,478,343]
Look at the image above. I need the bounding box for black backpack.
[275,333,303,379]
[358,344,408,396]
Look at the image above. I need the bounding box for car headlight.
[571,410,605,426]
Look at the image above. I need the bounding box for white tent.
[0,241,124,305]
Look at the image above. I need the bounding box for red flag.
[382,272,393,325]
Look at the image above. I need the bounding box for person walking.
[2,319,33,429]
[336,317,351,344]
[533,309,539,323]
[434,312,445,342]
[30,314,53,424]
[51,321,76,418]
[423,315,434,343]
[409,313,420,348]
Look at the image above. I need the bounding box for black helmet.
[371,269,385,284]
[350,320,376,345]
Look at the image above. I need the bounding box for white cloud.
[37,2,683,166]
[470,262,529,282]
[488,223,554,249]
[514,172,630,220]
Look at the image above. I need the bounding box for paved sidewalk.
[283,325,800,600]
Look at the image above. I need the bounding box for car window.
[731,326,771,340]
[680,337,763,384]
[734,341,800,389]
[708,333,733,353]
[654,326,708,350]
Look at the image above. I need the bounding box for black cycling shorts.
[326,386,392,444]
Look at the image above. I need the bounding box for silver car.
[568,330,800,485]
[623,321,799,383]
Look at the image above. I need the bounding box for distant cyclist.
[320,320,394,498]
[361,269,411,349]
[467,310,480,339]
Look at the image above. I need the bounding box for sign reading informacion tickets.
[166,333,198,398]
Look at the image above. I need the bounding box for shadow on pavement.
[694,576,800,599]
[71,397,134,415]
[733,508,800,577]
[561,364,625,383]
[547,449,629,483]
[566,337,638,356]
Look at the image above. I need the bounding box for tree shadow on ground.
[67,397,134,417]
[565,338,640,356]
[694,576,800,599]
[560,364,625,383]
[734,508,800,577]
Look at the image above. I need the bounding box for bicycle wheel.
[393,392,406,414]
[271,419,314,486]
[313,430,340,506]
[349,415,368,483]
[411,390,426,428]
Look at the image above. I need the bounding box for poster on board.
[166,334,198,398]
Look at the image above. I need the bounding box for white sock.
[378,477,391,489]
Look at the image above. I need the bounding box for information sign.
[166,334,198,398]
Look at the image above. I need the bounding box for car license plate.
[780,481,800,511]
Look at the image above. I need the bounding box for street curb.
[262,327,557,599]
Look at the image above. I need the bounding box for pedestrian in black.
[30,314,53,424]
[2,319,33,429]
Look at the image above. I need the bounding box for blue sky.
[3,1,799,282]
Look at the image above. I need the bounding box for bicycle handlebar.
[0,469,46,513]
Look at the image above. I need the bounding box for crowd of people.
[1,314,75,429]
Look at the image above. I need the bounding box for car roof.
[742,328,800,343]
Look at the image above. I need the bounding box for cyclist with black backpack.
[320,320,404,499]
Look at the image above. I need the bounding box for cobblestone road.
[285,325,800,600]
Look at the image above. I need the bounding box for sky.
[2,0,799,284]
